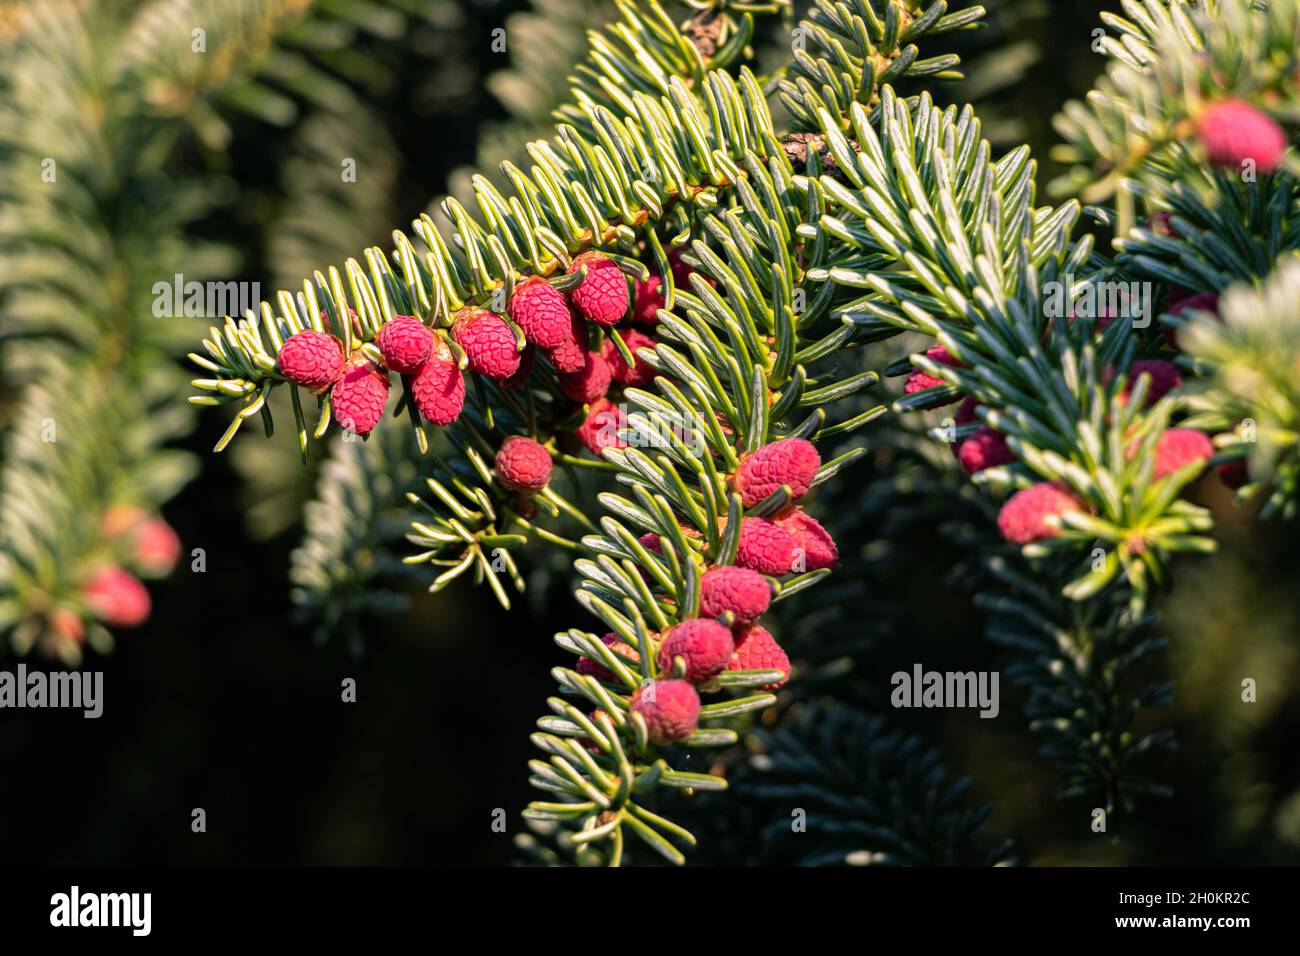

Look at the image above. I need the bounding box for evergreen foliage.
[9,0,1297,866]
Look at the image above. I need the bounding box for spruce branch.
[519,157,887,861]
[0,364,197,663]
[736,701,1015,865]
[177,0,996,863]
[187,64,779,450]
[400,388,599,609]
[1108,172,1300,304]
[1050,0,1300,213]
[800,81,1215,803]
[187,2,981,613]
[560,0,787,129]
[123,0,314,125]
[1061,1,1300,301]
[0,0,221,657]
[974,551,1176,811]
[792,4,1298,808]
[187,1,981,455]
[779,0,987,132]
[289,427,429,653]
[810,82,1227,610]
[1180,253,1300,517]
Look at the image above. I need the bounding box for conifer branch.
[1180,254,1300,518]
[1050,0,1300,212]
[178,0,1300,850]
[186,2,979,455]
[737,702,1015,865]
[0,362,198,662]
[289,428,429,653]
[801,0,1299,811]
[0,0,432,657]
[518,172,886,859]
[181,0,988,863]
[975,551,1176,810]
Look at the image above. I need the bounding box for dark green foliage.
[738,702,1015,865]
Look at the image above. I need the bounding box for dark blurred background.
[2,0,1297,867]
